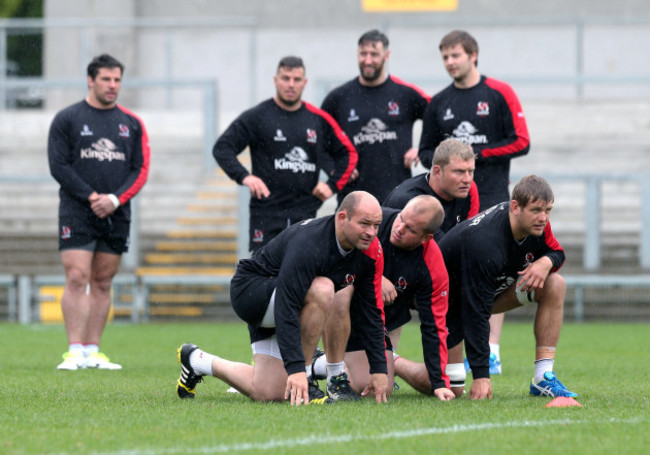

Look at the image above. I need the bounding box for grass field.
[1,321,648,455]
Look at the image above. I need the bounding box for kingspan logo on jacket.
[274,147,316,173]
[353,118,398,145]
[80,138,126,162]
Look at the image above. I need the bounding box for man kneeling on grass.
[314,195,455,401]
[175,191,389,405]
[439,175,578,400]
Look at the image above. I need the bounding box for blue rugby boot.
[530,371,578,398]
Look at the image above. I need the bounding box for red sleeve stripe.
[363,237,386,327]
[422,240,450,387]
[389,75,431,102]
[481,77,530,158]
[117,105,150,204]
[304,102,358,191]
[468,181,480,217]
[543,221,564,273]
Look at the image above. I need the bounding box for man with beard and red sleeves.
[214,56,357,252]
[321,29,430,205]
[175,191,389,406]
[438,175,577,400]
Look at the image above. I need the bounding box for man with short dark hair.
[321,29,431,205]
[48,53,150,370]
[439,175,577,400]
[214,56,357,252]
[176,191,389,405]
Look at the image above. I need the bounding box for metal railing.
[509,172,650,271]
[6,273,232,324]
[137,274,231,322]
[564,274,650,322]
[0,274,17,322]
[3,272,648,324]
[17,274,139,323]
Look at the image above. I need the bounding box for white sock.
[489,343,500,361]
[534,358,554,383]
[68,343,84,355]
[83,344,99,357]
[326,362,345,383]
[312,354,327,379]
[189,349,217,376]
[305,365,312,381]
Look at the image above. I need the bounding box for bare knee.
[538,273,566,306]
[87,252,120,294]
[65,266,90,292]
[250,388,285,402]
[545,273,566,296]
[90,276,114,296]
[447,342,464,364]
[331,285,353,319]
[305,277,335,312]
[90,266,119,293]
[251,357,287,402]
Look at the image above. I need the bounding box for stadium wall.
[43,0,650,126]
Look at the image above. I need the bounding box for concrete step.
[162,230,238,240]
[143,252,238,265]
[148,293,223,304]
[135,266,235,276]
[153,240,237,252]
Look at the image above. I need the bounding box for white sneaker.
[57,351,86,370]
[85,352,122,370]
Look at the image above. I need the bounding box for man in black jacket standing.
[214,56,357,252]
[419,30,532,374]
[48,54,150,371]
[321,29,430,205]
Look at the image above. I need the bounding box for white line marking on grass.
[90,417,644,455]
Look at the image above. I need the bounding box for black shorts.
[346,326,393,353]
[249,215,291,252]
[230,270,277,343]
[346,293,393,353]
[445,298,465,349]
[249,213,315,252]
[58,215,130,254]
[384,300,413,332]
